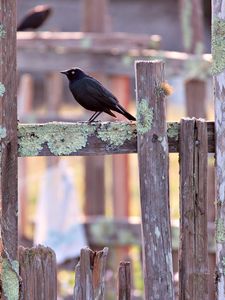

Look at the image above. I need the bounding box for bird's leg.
[88,111,102,122]
[88,111,98,122]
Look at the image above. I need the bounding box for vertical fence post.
[0,0,19,299]
[19,245,57,300]
[135,60,174,299]
[74,247,108,300]
[117,261,131,300]
[82,0,109,217]
[179,118,208,299]
[212,0,225,298]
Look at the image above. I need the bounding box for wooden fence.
[1,57,214,299]
[1,0,225,299]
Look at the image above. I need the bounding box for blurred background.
[17,0,213,299]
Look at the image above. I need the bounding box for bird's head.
[60,68,86,81]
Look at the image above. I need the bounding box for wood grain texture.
[74,247,108,300]
[117,261,131,300]
[19,245,57,300]
[212,0,225,298]
[179,118,209,300]
[135,60,174,299]
[17,121,215,157]
[0,0,18,299]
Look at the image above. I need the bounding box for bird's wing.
[84,77,119,107]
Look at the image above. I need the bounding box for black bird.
[61,68,136,122]
[17,5,52,31]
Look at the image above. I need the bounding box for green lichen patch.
[80,37,92,49]
[18,122,96,156]
[211,17,225,75]
[137,99,154,135]
[0,82,6,96]
[222,257,225,275]
[90,218,138,246]
[121,55,133,66]
[97,122,134,147]
[167,123,179,141]
[0,24,6,38]
[0,126,6,139]
[2,259,19,300]
[216,218,225,243]
[184,42,211,80]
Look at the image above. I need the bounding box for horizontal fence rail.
[17,32,211,76]
[18,121,215,156]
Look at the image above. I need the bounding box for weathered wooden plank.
[179,118,209,300]
[135,60,174,299]
[117,261,131,300]
[17,41,211,76]
[19,245,57,300]
[82,3,107,218]
[212,0,225,298]
[0,0,19,299]
[17,31,161,52]
[74,247,108,300]
[17,121,215,157]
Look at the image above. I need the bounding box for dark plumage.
[17,5,52,31]
[61,68,136,122]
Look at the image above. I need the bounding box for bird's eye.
[71,71,75,74]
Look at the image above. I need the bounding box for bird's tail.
[116,104,136,121]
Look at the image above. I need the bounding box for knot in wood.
[152,134,158,143]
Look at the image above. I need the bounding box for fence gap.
[74,247,108,300]
[19,245,57,300]
[179,118,208,299]
[117,261,131,300]
[135,60,174,299]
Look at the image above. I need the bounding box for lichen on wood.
[97,122,134,147]
[167,123,179,141]
[0,126,6,139]
[0,82,6,96]
[136,98,154,135]
[18,122,96,156]
[2,259,19,300]
[0,24,6,38]
[216,218,225,243]
[211,17,225,75]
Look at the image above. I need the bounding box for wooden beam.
[179,118,208,299]
[81,1,107,218]
[17,31,161,52]
[73,247,108,299]
[81,0,110,33]
[117,261,131,300]
[135,60,174,299]
[212,0,225,298]
[19,245,57,300]
[17,121,215,157]
[17,34,211,76]
[0,0,19,299]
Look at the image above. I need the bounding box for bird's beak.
[60,70,68,75]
